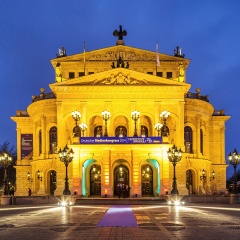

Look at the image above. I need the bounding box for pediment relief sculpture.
[88,50,156,61]
[93,73,148,85]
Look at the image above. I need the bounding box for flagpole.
[156,41,160,75]
[84,41,86,75]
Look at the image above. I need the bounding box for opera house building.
[11,27,229,197]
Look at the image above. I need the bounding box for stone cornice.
[52,85,189,100]
[11,117,32,123]
[185,98,214,111]
[210,116,231,122]
[27,99,56,116]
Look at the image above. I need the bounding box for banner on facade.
[80,137,162,144]
[21,134,33,159]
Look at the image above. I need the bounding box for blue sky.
[1,1,240,178]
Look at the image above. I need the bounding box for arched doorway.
[186,170,193,194]
[114,165,129,196]
[141,164,153,196]
[50,170,56,195]
[90,165,101,196]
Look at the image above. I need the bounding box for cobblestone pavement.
[0,203,240,240]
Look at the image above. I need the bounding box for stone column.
[41,115,46,157]
[178,101,185,149]
[196,115,201,158]
[131,150,141,197]
[102,150,111,196]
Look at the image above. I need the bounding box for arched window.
[39,129,42,155]
[115,126,127,137]
[141,126,148,137]
[184,126,192,153]
[49,127,57,154]
[94,125,102,137]
[200,129,203,154]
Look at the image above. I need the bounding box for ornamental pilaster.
[41,115,46,157]
[178,101,185,149]
[196,115,201,157]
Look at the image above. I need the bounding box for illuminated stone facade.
[11,42,229,197]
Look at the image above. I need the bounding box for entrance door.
[186,170,193,194]
[114,165,129,196]
[50,170,57,195]
[90,165,101,196]
[141,165,153,196]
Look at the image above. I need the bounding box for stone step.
[75,197,167,205]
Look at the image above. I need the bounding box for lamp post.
[200,169,206,181]
[27,172,32,182]
[210,171,215,181]
[58,145,74,195]
[131,110,140,137]
[167,145,182,194]
[102,110,110,137]
[72,110,81,137]
[160,111,170,136]
[37,170,42,181]
[0,152,13,195]
[154,122,163,137]
[79,123,87,137]
[228,149,240,194]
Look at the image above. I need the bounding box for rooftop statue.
[113,25,127,45]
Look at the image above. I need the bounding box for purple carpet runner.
[97,205,137,227]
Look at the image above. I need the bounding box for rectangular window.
[69,72,75,78]
[147,72,153,75]
[79,72,85,77]
[167,72,172,79]
[88,72,94,75]
[157,72,163,77]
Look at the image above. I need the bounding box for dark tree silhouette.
[0,141,17,191]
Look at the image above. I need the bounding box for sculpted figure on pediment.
[93,73,148,85]
[88,50,155,61]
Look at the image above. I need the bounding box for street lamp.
[102,110,110,137]
[27,172,32,182]
[210,171,215,181]
[58,145,74,195]
[200,169,206,181]
[79,123,87,137]
[228,149,240,194]
[72,110,81,137]
[160,111,170,136]
[0,152,13,195]
[167,145,182,194]
[37,170,42,181]
[131,110,140,137]
[154,122,163,137]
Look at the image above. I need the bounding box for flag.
[156,42,160,67]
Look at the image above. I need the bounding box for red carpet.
[96,205,137,227]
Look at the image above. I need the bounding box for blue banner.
[80,137,162,144]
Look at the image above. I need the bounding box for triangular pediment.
[50,68,190,89]
[50,45,190,67]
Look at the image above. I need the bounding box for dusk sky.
[1,1,240,178]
